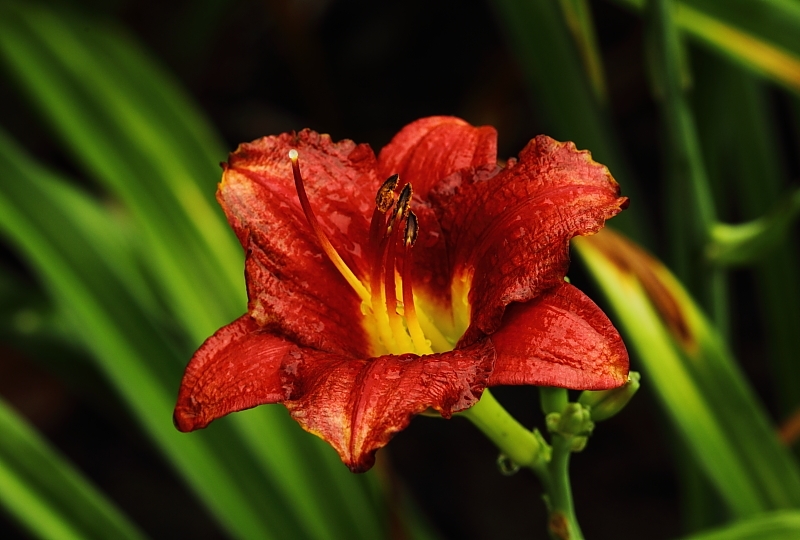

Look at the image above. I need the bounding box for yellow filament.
[414,303,455,352]
[406,301,434,354]
[370,234,405,354]
[402,247,434,355]
[386,277,415,353]
[381,227,414,352]
[388,310,415,352]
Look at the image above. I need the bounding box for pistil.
[289,150,370,304]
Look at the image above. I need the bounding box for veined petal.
[220,130,378,357]
[283,340,496,472]
[174,315,291,431]
[429,135,628,344]
[377,116,498,199]
[489,282,628,389]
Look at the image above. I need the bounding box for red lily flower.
[174,116,629,472]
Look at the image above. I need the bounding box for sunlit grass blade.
[609,0,800,96]
[489,0,649,246]
[575,229,800,517]
[0,396,147,540]
[0,130,316,540]
[679,510,800,540]
[0,2,242,342]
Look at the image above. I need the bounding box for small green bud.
[545,412,561,433]
[558,403,590,434]
[546,403,594,439]
[578,371,641,421]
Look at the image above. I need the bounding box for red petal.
[489,283,628,390]
[283,340,496,472]
[377,116,498,199]
[174,314,291,431]
[429,136,628,344]
[220,130,378,357]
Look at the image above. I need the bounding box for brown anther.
[404,211,418,247]
[375,174,399,213]
[386,183,412,237]
[387,183,413,236]
[397,183,413,218]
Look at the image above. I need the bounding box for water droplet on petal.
[496,453,520,476]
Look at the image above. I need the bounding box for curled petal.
[377,116,498,199]
[220,130,377,357]
[283,340,496,472]
[430,136,628,344]
[174,315,291,431]
[488,282,629,390]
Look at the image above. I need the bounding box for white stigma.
[288,149,299,161]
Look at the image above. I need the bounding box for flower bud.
[578,371,641,422]
[546,403,594,439]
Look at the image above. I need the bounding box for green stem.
[542,434,584,540]
[463,390,586,539]
[541,388,585,539]
[460,389,547,469]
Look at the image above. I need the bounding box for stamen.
[289,150,370,304]
[368,175,399,260]
[370,227,402,354]
[383,183,415,351]
[369,181,415,354]
[402,212,433,354]
[384,222,414,351]
[414,304,455,352]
